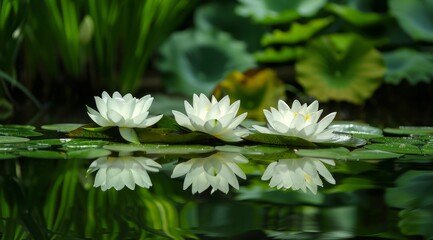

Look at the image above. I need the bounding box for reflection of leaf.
[327,177,378,193]
[261,17,334,45]
[389,0,433,41]
[254,47,303,63]
[296,34,385,104]
[212,69,286,120]
[326,3,386,26]
[296,147,402,160]
[157,30,255,96]
[383,49,433,85]
[236,0,326,24]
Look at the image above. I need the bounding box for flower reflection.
[87,151,161,191]
[253,100,336,142]
[171,152,248,194]
[262,157,335,194]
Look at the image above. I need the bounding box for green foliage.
[157,30,256,96]
[389,0,433,42]
[295,34,385,104]
[254,46,304,63]
[325,3,387,26]
[383,49,433,85]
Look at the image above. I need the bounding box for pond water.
[1,123,433,239]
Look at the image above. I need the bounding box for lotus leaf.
[254,47,304,63]
[295,34,385,104]
[236,0,326,24]
[383,49,433,85]
[212,69,286,120]
[157,30,255,96]
[261,17,334,46]
[389,0,433,42]
[325,3,386,26]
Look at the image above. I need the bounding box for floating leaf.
[157,29,255,96]
[29,139,71,146]
[215,145,287,155]
[236,0,326,24]
[319,133,367,148]
[41,123,84,132]
[296,147,402,160]
[62,139,109,149]
[365,143,422,155]
[212,68,286,120]
[326,3,386,26]
[384,126,433,135]
[0,136,30,144]
[296,34,385,104]
[262,17,333,46]
[254,46,303,63]
[389,0,433,42]
[243,132,317,148]
[103,144,215,155]
[383,49,433,85]
[371,137,425,145]
[0,126,42,137]
[328,122,383,138]
[66,148,111,159]
[421,144,433,155]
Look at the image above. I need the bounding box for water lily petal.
[119,127,140,144]
[173,110,193,129]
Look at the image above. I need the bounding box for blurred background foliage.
[0,0,433,124]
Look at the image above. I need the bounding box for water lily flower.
[87,152,161,191]
[253,100,336,142]
[171,152,248,194]
[172,94,249,142]
[261,157,335,194]
[87,91,163,143]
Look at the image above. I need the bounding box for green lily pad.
[384,126,433,135]
[326,3,387,26]
[296,147,402,160]
[62,139,109,149]
[0,126,43,137]
[3,124,36,130]
[261,17,334,46]
[42,123,84,132]
[318,133,367,148]
[296,33,385,104]
[29,139,71,146]
[328,122,383,138]
[215,145,287,155]
[0,136,30,144]
[383,49,433,85]
[365,143,422,155]
[422,144,433,155]
[19,150,66,159]
[389,0,433,42]
[66,148,112,159]
[243,132,317,148]
[103,144,215,155]
[371,137,425,145]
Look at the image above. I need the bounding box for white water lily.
[87,91,163,143]
[171,152,248,194]
[253,100,336,142]
[172,94,249,142]
[262,157,336,194]
[87,152,161,191]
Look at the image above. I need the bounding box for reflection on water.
[1,148,433,239]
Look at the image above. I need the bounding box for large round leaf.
[157,30,255,96]
[389,0,433,42]
[296,34,385,104]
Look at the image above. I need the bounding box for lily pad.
[243,132,317,148]
[62,139,109,149]
[254,46,303,63]
[0,136,30,144]
[103,144,215,155]
[296,34,385,104]
[383,49,433,85]
[384,126,433,135]
[318,133,367,148]
[371,137,425,145]
[215,145,287,155]
[0,126,42,137]
[365,143,422,155]
[421,144,433,155]
[296,147,402,160]
[328,122,383,138]
[66,148,112,159]
[42,123,84,132]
